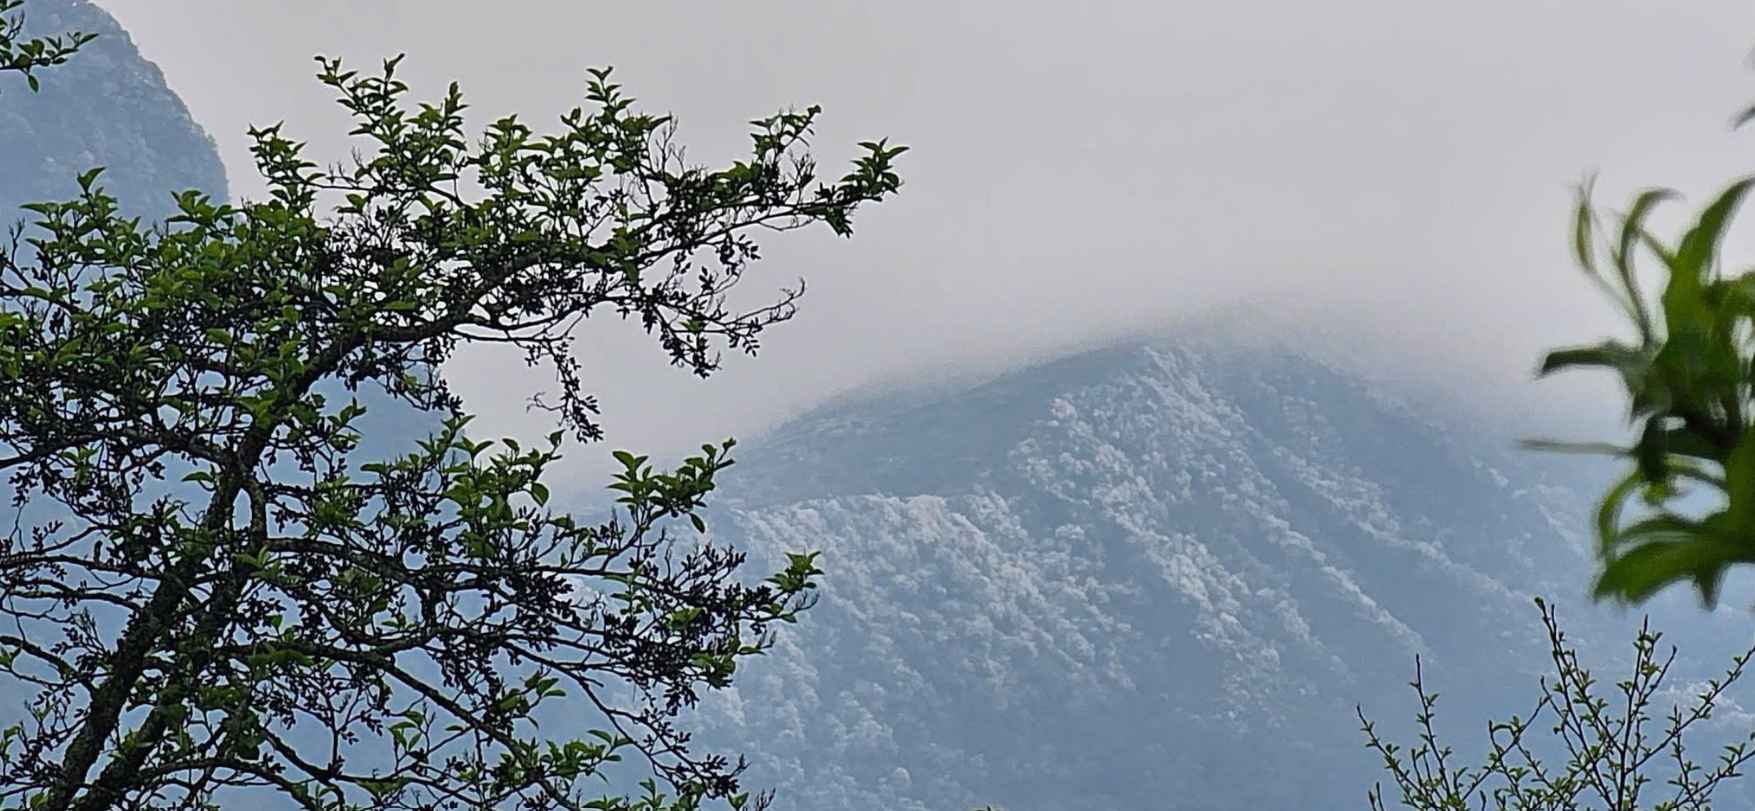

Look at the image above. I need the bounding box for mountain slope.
[693,335,1623,811]
[0,0,439,457]
[0,0,227,219]
[7,8,1749,808]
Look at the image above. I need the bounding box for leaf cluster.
[1538,122,1755,603]
[0,0,93,94]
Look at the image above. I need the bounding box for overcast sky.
[93,0,1755,483]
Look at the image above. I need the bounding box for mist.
[94,0,1755,482]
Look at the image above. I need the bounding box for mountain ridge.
[6,7,1752,809]
[693,334,1636,811]
[1,0,227,220]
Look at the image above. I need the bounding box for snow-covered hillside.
[689,336,1675,811]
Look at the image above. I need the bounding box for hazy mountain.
[9,6,1755,811]
[690,333,1751,811]
[0,0,227,220]
[0,0,436,457]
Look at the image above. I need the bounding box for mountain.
[7,6,1753,809]
[690,333,1747,811]
[0,0,227,220]
[0,0,231,519]
[0,0,435,455]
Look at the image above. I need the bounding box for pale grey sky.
[94,0,1755,483]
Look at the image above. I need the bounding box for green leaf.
[1618,188,1677,266]
[1676,177,1755,278]
[1538,343,1634,376]
[1573,180,1599,274]
[1735,101,1755,129]
[1595,470,1643,555]
[1594,522,1740,605]
[1536,342,1652,397]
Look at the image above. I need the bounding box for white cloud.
[92,0,1755,481]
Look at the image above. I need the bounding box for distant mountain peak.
[698,330,1616,810]
[1,0,227,219]
[727,334,1483,506]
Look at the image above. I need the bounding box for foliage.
[0,20,902,811]
[1360,599,1755,811]
[0,0,93,93]
[1536,89,1755,604]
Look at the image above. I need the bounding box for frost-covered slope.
[694,336,1619,811]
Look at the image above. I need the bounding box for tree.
[0,4,906,810]
[1360,599,1755,811]
[1537,88,1755,605]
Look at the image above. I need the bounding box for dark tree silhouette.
[0,5,905,810]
